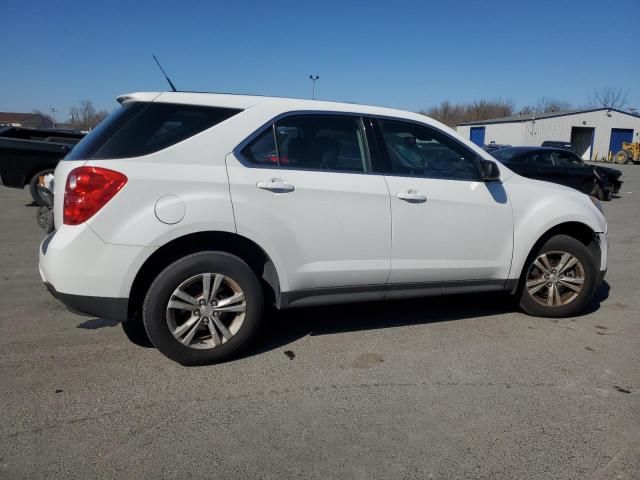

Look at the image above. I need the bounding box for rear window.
[66,102,241,160]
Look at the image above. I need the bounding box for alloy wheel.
[166,273,247,349]
[526,251,585,307]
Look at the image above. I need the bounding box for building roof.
[457,107,640,126]
[0,112,50,124]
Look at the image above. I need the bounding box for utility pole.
[309,75,319,100]
[49,107,57,128]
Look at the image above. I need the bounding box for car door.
[370,118,513,286]
[226,114,391,294]
[550,150,596,195]
[528,151,562,183]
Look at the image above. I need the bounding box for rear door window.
[240,114,369,172]
[66,102,241,160]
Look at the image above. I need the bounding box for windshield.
[490,148,518,162]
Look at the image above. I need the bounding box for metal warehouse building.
[457,108,640,160]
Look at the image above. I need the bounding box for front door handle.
[396,190,427,203]
[257,179,295,193]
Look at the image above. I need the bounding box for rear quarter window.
[66,102,241,160]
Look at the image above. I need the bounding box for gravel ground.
[1,166,638,479]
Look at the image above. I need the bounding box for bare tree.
[588,87,627,109]
[67,100,108,130]
[520,97,572,114]
[420,98,515,127]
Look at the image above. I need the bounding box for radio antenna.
[152,54,177,92]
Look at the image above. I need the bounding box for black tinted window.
[552,151,583,166]
[66,102,241,160]
[276,115,368,172]
[377,120,479,180]
[241,115,368,172]
[530,152,554,165]
[492,150,528,163]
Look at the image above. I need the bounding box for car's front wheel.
[142,252,264,365]
[519,234,598,318]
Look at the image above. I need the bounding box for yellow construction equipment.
[614,142,640,164]
[615,142,640,164]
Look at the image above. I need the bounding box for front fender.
[506,177,606,282]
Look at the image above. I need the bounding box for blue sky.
[1,0,638,121]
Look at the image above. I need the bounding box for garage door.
[609,128,634,155]
[470,127,485,146]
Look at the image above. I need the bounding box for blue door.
[470,127,486,146]
[609,128,633,155]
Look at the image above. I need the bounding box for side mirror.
[481,160,501,182]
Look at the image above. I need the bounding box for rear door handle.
[257,179,295,193]
[396,190,427,203]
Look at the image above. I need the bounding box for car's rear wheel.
[142,252,263,365]
[121,318,153,347]
[519,235,598,318]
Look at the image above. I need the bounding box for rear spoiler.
[116,92,163,105]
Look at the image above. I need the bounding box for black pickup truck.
[0,126,84,204]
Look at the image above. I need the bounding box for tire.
[121,318,153,348]
[518,234,598,318]
[35,206,55,233]
[28,169,54,206]
[596,186,612,201]
[142,252,264,365]
[614,151,628,165]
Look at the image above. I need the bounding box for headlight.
[590,196,603,214]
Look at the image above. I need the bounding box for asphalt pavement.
[1,165,638,479]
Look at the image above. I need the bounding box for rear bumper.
[38,224,156,320]
[44,282,128,321]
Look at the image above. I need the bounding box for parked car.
[39,92,608,365]
[482,142,511,153]
[541,140,575,152]
[491,146,622,200]
[0,126,84,205]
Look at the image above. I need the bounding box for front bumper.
[596,232,608,273]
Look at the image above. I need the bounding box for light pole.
[309,75,319,100]
[49,107,57,128]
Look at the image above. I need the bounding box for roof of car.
[494,146,573,156]
[117,91,431,123]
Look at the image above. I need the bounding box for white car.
[39,92,608,365]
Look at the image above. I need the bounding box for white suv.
[39,92,608,365]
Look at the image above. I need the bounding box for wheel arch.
[509,220,600,293]
[127,231,281,321]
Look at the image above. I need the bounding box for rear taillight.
[63,167,127,225]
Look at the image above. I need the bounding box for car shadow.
[76,318,120,329]
[84,280,611,362]
[241,280,611,360]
